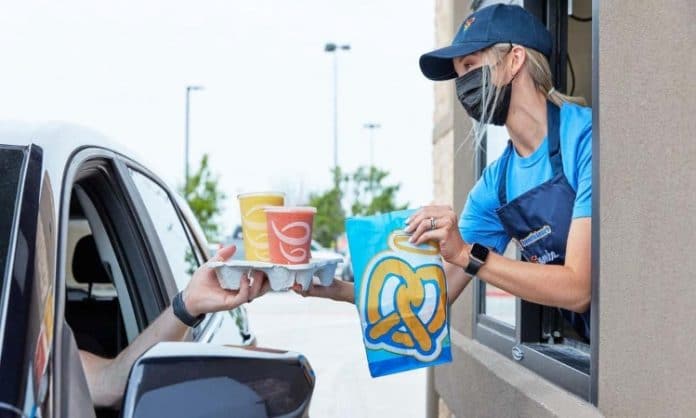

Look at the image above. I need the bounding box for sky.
[0,0,435,235]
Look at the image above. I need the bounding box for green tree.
[309,167,346,248]
[348,166,408,217]
[309,165,406,248]
[180,154,226,243]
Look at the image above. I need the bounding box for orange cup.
[264,207,317,265]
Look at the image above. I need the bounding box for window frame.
[469,0,597,402]
[70,156,168,325]
[116,157,217,337]
[55,147,185,415]
[118,161,201,295]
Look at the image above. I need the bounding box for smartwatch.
[172,291,205,328]
[464,243,490,276]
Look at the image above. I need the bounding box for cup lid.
[263,206,317,214]
[237,191,285,199]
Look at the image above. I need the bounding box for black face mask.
[455,66,513,126]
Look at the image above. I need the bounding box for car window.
[0,147,26,299]
[128,169,199,291]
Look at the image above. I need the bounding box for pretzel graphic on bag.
[359,232,448,361]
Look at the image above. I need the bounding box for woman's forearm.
[471,252,590,312]
[444,261,474,304]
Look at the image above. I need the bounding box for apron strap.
[497,141,513,206]
[547,101,563,177]
[496,101,563,206]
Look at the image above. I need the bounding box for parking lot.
[243,291,426,417]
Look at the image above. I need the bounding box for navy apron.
[495,101,591,341]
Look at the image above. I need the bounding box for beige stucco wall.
[596,0,696,416]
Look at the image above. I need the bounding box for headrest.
[72,235,111,284]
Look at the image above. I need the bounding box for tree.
[180,154,226,243]
[309,167,346,248]
[309,165,406,248]
[348,166,408,217]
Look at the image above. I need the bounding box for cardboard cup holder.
[210,257,342,291]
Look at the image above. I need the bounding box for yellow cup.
[238,192,285,261]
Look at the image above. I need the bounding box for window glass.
[481,125,517,327]
[0,147,26,299]
[129,169,199,290]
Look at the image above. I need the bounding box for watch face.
[471,243,490,260]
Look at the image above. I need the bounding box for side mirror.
[121,342,315,418]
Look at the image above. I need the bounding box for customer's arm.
[79,245,267,408]
[296,259,473,305]
[79,305,192,408]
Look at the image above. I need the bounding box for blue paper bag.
[346,209,452,377]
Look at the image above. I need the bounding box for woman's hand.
[292,278,355,304]
[405,205,471,267]
[183,245,269,316]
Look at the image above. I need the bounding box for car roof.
[0,121,143,160]
[0,121,158,218]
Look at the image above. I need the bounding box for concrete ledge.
[434,330,601,418]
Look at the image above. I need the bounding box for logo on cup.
[269,221,311,264]
[243,204,272,259]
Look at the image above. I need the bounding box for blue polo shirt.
[459,102,592,254]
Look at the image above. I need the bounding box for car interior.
[65,195,129,359]
[64,175,145,417]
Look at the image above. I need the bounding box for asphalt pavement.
[244,291,426,418]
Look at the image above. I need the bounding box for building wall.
[596,0,696,416]
[430,0,696,417]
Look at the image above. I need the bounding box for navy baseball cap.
[420,4,553,81]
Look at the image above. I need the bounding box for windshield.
[0,146,26,303]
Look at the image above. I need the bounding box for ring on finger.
[429,216,437,231]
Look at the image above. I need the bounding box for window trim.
[589,0,600,405]
[119,163,192,299]
[112,159,181,304]
[118,158,221,339]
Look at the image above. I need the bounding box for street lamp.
[363,122,381,168]
[324,43,351,182]
[185,85,204,183]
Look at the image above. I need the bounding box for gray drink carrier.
[210,257,342,291]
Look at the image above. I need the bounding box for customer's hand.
[183,245,270,316]
[405,205,471,267]
[292,278,355,304]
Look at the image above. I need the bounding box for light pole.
[324,42,350,183]
[185,85,204,183]
[363,122,381,168]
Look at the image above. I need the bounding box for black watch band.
[464,243,490,276]
[172,291,205,328]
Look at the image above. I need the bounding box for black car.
[0,123,314,418]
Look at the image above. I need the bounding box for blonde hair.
[465,43,586,150]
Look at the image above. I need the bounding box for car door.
[55,147,174,418]
[118,158,251,345]
[0,144,89,418]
